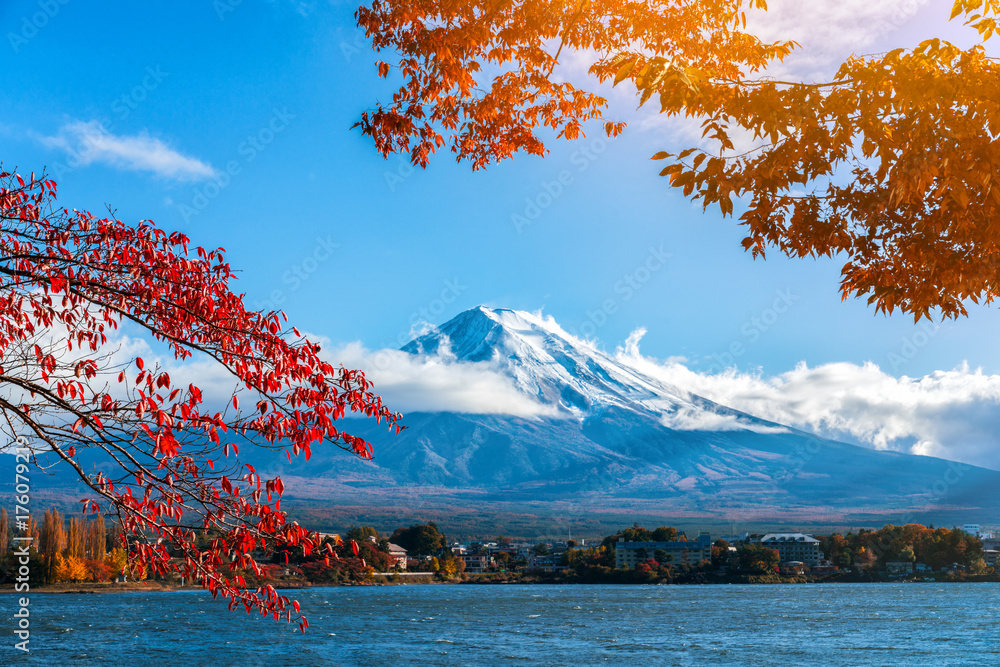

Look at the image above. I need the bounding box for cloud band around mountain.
[328,320,1000,472]
[615,329,1000,471]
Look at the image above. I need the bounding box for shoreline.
[3,572,998,594]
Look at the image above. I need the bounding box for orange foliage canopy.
[356,0,1000,320]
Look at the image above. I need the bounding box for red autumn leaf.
[0,168,402,630]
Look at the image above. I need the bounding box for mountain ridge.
[11,305,998,536]
[269,305,1000,531]
[401,305,786,434]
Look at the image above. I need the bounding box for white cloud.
[616,329,1000,470]
[745,0,931,80]
[38,120,216,181]
[632,0,931,149]
[751,0,929,46]
[15,299,997,472]
[326,341,559,419]
[660,404,789,434]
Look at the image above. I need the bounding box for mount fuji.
[267,306,1000,534]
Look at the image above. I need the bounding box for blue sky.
[2,0,998,384]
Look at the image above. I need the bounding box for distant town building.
[615,533,712,569]
[758,533,822,567]
[780,561,808,575]
[960,523,995,539]
[886,561,914,577]
[387,543,408,570]
[528,555,566,572]
[458,551,493,573]
[812,558,837,574]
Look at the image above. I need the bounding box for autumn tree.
[437,548,460,575]
[356,0,1000,320]
[55,553,89,583]
[39,509,64,583]
[85,515,106,561]
[710,539,731,568]
[345,525,382,543]
[23,516,40,550]
[105,547,128,577]
[619,523,652,542]
[0,507,8,561]
[67,516,85,560]
[390,522,447,556]
[736,543,779,573]
[85,558,113,583]
[0,170,400,630]
[652,526,679,542]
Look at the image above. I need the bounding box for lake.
[3,583,998,665]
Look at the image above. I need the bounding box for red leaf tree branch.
[0,169,401,631]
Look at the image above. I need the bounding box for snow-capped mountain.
[263,306,1000,531]
[401,306,781,432]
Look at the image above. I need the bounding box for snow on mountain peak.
[399,306,781,433]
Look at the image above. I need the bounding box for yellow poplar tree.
[40,509,65,583]
[85,516,106,561]
[105,547,128,579]
[55,554,89,583]
[67,517,85,560]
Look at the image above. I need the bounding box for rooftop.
[761,533,820,544]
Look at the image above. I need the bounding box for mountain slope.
[272,306,1000,529]
[401,306,775,429]
[12,306,997,534]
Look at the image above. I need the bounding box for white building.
[759,533,822,567]
[387,543,408,570]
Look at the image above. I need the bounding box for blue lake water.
[3,582,999,666]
